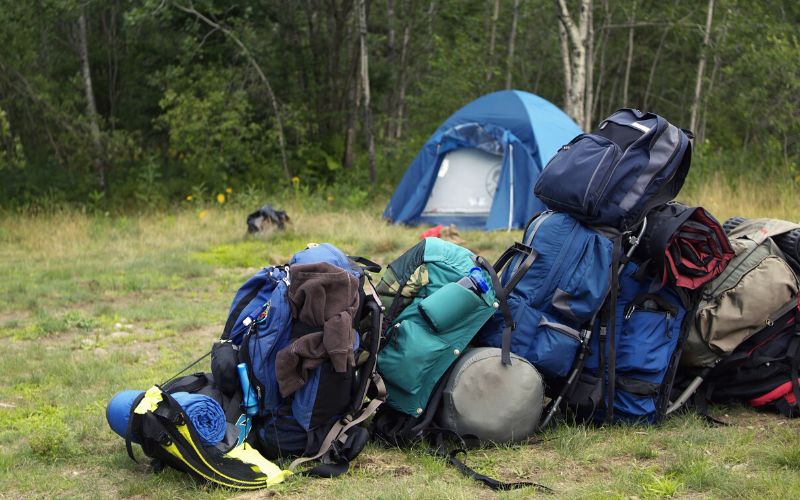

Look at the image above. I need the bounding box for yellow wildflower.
[186,195,193,201]
[225,187,233,194]
[198,209,208,219]
[217,193,225,204]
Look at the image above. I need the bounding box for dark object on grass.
[247,204,290,233]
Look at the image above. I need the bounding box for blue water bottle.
[237,363,258,417]
[457,267,489,296]
[235,363,258,445]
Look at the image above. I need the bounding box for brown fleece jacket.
[275,262,359,397]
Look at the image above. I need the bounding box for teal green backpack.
[374,237,497,421]
[371,238,551,493]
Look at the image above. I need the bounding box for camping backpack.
[371,237,551,493]
[474,211,614,383]
[692,304,800,418]
[373,237,498,430]
[213,243,385,477]
[120,243,383,486]
[670,220,800,417]
[568,261,689,424]
[680,232,799,370]
[533,108,692,232]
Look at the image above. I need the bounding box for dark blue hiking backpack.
[568,261,689,424]
[474,211,614,381]
[534,108,692,232]
[213,243,385,476]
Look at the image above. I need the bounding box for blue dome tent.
[383,90,582,230]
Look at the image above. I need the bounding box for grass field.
[1,188,799,499]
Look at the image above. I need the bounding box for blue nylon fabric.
[534,108,691,231]
[225,267,282,344]
[474,212,613,380]
[384,90,582,230]
[171,392,227,446]
[476,212,613,381]
[248,279,293,413]
[584,262,687,423]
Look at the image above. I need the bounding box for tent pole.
[507,144,515,231]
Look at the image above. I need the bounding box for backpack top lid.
[290,243,362,278]
[533,108,692,232]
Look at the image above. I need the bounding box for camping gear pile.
[109,106,800,491]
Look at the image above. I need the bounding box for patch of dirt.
[353,455,414,476]
[0,310,29,325]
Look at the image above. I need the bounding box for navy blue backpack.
[475,211,614,383]
[568,261,689,423]
[213,243,385,476]
[533,108,692,232]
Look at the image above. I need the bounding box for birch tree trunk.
[486,0,500,82]
[357,0,376,184]
[77,8,107,192]
[584,0,595,128]
[505,0,521,89]
[690,0,714,135]
[556,0,593,130]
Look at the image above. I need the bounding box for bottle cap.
[468,267,490,293]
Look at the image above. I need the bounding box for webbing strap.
[605,237,623,424]
[789,335,800,411]
[288,375,386,472]
[430,447,553,493]
[288,397,384,472]
[476,242,537,365]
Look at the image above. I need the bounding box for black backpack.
[691,305,800,418]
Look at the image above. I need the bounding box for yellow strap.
[226,443,293,486]
[133,386,163,415]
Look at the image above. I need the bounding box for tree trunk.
[622,1,636,106]
[689,0,714,136]
[395,24,411,140]
[591,0,611,121]
[77,8,107,192]
[427,0,437,40]
[700,9,727,144]
[556,0,592,130]
[558,22,572,109]
[505,0,521,90]
[643,26,670,110]
[343,21,362,169]
[486,0,500,82]
[386,0,396,57]
[357,0,376,184]
[584,0,595,128]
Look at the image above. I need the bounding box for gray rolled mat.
[436,347,544,443]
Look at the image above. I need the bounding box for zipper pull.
[665,313,673,338]
[625,305,636,320]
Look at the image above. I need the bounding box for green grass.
[1,193,799,498]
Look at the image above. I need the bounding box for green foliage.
[0,1,798,209]
[0,108,26,171]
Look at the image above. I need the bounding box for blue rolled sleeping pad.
[106,390,227,446]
